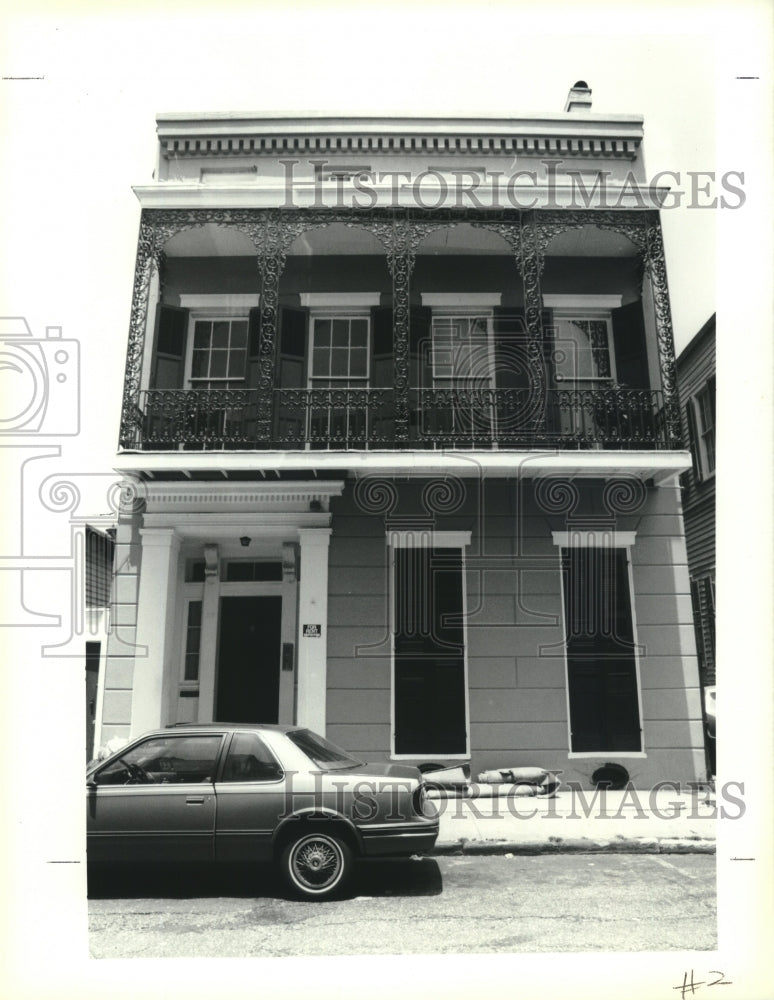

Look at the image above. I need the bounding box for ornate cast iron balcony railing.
[124,387,669,451]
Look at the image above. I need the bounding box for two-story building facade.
[100,87,705,787]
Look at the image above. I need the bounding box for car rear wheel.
[281,831,352,900]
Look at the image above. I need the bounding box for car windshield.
[286,729,363,770]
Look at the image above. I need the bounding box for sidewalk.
[428,784,717,855]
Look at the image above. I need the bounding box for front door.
[216,596,282,723]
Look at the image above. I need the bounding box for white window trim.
[388,529,472,761]
[179,293,260,312]
[421,293,502,309]
[554,533,645,758]
[299,293,381,309]
[543,294,622,310]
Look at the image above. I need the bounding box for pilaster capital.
[297,527,332,549]
[138,526,182,551]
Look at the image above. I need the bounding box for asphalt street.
[88,853,716,957]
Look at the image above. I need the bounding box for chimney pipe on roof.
[565,80,592,113]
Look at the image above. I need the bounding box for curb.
[430,837,716,856]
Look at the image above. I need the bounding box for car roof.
[163,722,301,733]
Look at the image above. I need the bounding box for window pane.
[350,319,368,346]
[332,320,349,346]
[314,320,331,346]
[96,735,222,784]
[286,729,362,769]
[138,736,222,783]
[184,652,200,682]
[312,346,330,376]
[212,321,230,348]
[230,321,248,348]
[227,349,247,378]
[350,347,368,377]
[221,732,283,782]
[330,348,348,376]
[225,562,253,581]
[191,350,209,378]
[193,322,211,348]
[209,350,228,377]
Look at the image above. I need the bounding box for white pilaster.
[296,528,332,734]
[197,543,220,721]
[131,527,181,735]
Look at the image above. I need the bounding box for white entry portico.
[122,480,344,737]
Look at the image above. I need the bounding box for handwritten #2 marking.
[673,970,732,997]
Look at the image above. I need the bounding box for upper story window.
[299,293,381,390]
[189,317,249,389]
[310,316,370,386]
[552,315,614,381]
[422,294,501,387]
[430,315,493,382]
[543,295,623,385]
[686,376,716,479]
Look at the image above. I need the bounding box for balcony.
[123,386,668,451]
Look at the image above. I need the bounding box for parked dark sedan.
[86,724,439,899]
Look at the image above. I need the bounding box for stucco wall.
[326,477,704,787]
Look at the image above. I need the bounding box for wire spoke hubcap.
[292,837,342,889]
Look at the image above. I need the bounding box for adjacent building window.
[555,536,642,753]
[389,531,471,758]
[686,377,716,479]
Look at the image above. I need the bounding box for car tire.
[281,830,352,900]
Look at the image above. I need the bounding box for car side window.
[94,735,223,785]
[220,732,283,783]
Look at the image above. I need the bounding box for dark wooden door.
[216,596,282,723]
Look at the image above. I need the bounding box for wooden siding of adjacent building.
[677,315,716,684]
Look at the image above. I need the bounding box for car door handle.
[186,796,206,805]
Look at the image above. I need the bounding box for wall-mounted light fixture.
[240,536,251,548]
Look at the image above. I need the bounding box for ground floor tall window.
[560,543,642,753]
[390,533,470,758]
